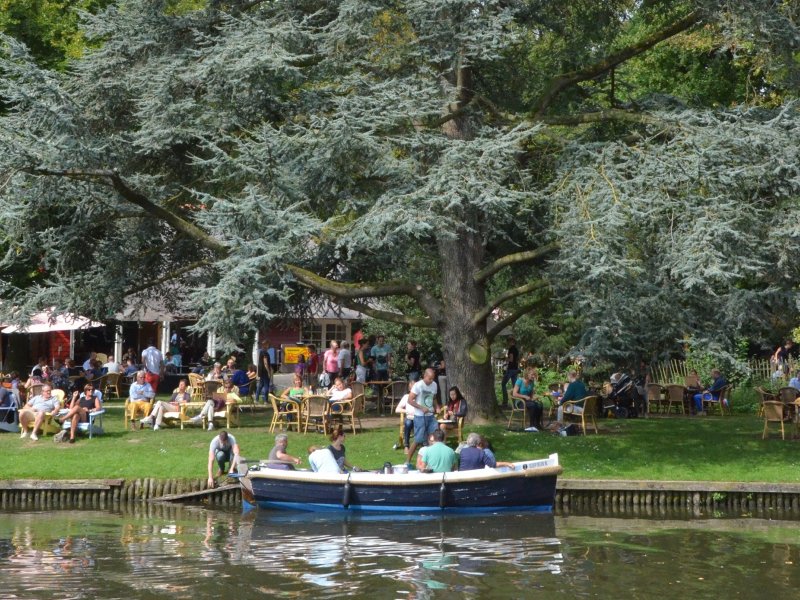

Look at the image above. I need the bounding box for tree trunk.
[437,228,497,422]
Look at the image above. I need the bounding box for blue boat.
[237,454,561,513]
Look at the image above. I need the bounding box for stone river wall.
[2,478,800,515]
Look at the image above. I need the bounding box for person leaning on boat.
[267,433,302,469]
[207,430,240,488]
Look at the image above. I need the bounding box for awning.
[1,310,105,334]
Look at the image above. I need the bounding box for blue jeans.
[215,448,231,472]
[694,392,717,412]
[402,418,414,447]
[501,369,519,406]
[413,415,438,444]
[255,375,270,403]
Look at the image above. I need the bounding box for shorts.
[413,415,438,444]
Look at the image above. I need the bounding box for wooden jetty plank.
[150,483,239,502]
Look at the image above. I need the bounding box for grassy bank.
[1,399,798,482]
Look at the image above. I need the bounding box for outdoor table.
[684,386,701,414]
[368,380,392,416]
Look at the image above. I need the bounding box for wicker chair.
[664,384,687,415]
[330,394,364,435]
[762,401,788,440]
[303,395,330,435]
[268,393,300,433]
[103,372,122,399]
[645,383,665,415]
[703,385,733,416]
[507,398,527,430]
[563,395,599,435]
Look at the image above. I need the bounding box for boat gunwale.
[244,461,562,487]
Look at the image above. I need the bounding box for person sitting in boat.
[419,429,457,473]
[267,433,302,469]
[328,425,360,472]
[478,436,515,470]
[439,386,468,436]
[458,432,493,471]
[207,430,240,488]
[307,445,341,474]
[326,377,352,403]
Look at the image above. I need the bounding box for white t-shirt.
[209,433,237,454]
[410,379,438,418]
[395,393,409,415]
[329,387,352,402]
[142,346,163,375]
[309,448,341,474]
[103,361,120,373]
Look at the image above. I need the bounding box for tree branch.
[288,265,418,298]
[338,299,435,328]
[532,10,701,117]
[473,280,549,327]
[123,259,211,297]
[28,167,229,256]
[486,300,545,342]
[474,242,558,283]
[424,95,478,129]
[540,109,667,127]
[287,264,444,323]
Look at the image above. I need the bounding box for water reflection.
[0,507,799,599]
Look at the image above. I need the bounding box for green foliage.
[0,0,799,384]
[0,0,110,68]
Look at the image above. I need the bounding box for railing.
[650,358,779,384]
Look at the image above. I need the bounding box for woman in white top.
[326,377,352,403]
[394,382,414,454]
[205,362,223,381]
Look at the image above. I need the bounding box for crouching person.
[207,430,240,488]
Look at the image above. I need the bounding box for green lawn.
[2,399,799,483]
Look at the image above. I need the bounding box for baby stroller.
[602,373,643,418]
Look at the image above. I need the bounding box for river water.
[1,506,798,599]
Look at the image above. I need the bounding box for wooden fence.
[650,358,776,384]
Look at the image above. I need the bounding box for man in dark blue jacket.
[693,369,727,415]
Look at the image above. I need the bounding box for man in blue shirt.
[693,369,727,415]
[459,432,492,471]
